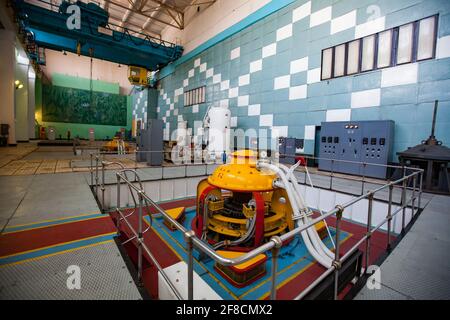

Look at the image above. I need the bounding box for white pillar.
[15,62,29,142]
[0,30,16,144]
[28,68,36,139]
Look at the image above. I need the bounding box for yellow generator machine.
[128,66,149,86]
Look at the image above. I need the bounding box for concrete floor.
[0,144,448,299]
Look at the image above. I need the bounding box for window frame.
[184,86,206,107]
[320,14,438,80]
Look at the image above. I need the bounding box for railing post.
[418,170,423,211]
[95,155,99,196]
[330,160,334,190]
[365,193,373,273]
[116,173,121,235]
[101,161,105,212]
[411,175,417,217]
[361,163,366,195]
[386,184,393,251]
[333,205,343,300]
[401,178,407,234]
[270,236,282,300]
[184,230,196,300]
[90,152,93,187]
[137,190,144,286]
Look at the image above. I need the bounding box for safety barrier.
[89,152,424,300]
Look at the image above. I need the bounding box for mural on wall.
[42,84,127,126]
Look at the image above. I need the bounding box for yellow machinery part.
[128,66,149,86]
[270,188,295,231]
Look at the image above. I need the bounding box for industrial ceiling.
[26,0,216,40]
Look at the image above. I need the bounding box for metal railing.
[89,152,424,300]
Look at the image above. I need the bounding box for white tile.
[230,117,237,127]
[304,125,316,140]
[289,85,307,100]
[206,68,214,78]
[307,68,321,84]
[192,105,199,113]
[170,103,174,110]
[166,110,170,117]
[188,68,195,78]
[220,99,229,108]
[250,59,262,73]
[175,88,183,96]
[162,116,166,122]
[259,114,273,127]
[262,43,277,58]
[178,115,184,122]
[157,107,160,113]
[163,93,167,100]
[183,79,189,87]
[194,58,201,68]
[213,74,221,84]
[166,98,171,105]
[144,101,148,107]
[220,80,230,91]
[351,88,381,108]
[248,104,261,116]
[230,47,241,60]
[228,87,239,98]
[238,74,250,86]
[159,89,164,96]
[276,24,293,42]
[238,95,249,107]
[355,16,385,39]
[326,109,351,121]
[310,6,332,28]
[173,109,178,116]
[274,75,290,90]
[200,63,207,73]
[293,1,311,23]
[290,56,308,74]
[381,63,418,87]
[272,126,288,137]
[331,10,356,35]
[437,36,450,59]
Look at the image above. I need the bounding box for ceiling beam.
[103,0,182,29]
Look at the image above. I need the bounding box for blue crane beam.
[13,0,183,70]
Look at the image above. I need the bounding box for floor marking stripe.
[0,232,116,265]
[3,211,102,231]
[2,214,106,234]
[0,240,114,267]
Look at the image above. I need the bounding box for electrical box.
[146,119,164,166]
[136,119,164,165]
[318,121,394,179]
[279,137,304,165]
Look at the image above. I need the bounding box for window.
[377,30,392,68]
[321,48,333,80]
[320,15,437,80]
[417,16,436,60]
[334,44,346,77]
[184,86,206,107]
[397,23,414,64]
[347,40,360,75]
[361,35,375,71]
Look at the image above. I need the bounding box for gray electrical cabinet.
[279,137,304,164]
[146,119,163,166]
[136,119,164,166]
[318,121,394,179]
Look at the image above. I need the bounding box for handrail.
[89,151,423,300]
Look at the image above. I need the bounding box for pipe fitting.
[335,205,344,219]
[332,260,342,270]
[270,235,283,249]
[184,230,196,242]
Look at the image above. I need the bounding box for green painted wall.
[35,73,132,140]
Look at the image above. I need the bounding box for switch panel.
[318,120,394,179]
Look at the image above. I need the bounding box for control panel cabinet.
[318,121,394,179]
